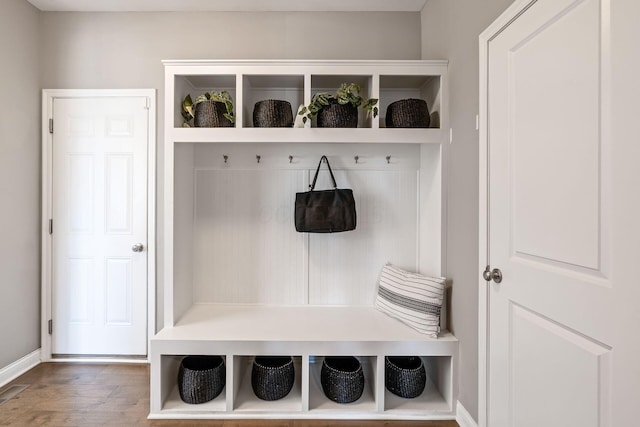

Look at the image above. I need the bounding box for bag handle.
[309,155,338,190]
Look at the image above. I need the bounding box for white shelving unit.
[151,60,457,420]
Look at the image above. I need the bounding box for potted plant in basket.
[298,83,378,128]
[182,91,235,127]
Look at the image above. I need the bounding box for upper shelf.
[164,60,448,143]
[169,127,446,144]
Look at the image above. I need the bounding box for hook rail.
[222,155,395,164]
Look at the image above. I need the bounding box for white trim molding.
[49,357,149,365]
[27,0,429,13]
[0,349,41,388]
[40,89,157,362]
[457,401,479,427]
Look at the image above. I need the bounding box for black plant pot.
[385,98,430,128]
[194,100,234,127]
[253,99,294,127]
[317,99,358,128]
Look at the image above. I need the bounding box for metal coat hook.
[256,155,261,164]
[354,155,359,164]
[289,155,293,164]
[386,156,391,164]
[223,155,228,164]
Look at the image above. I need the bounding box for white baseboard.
[50,357,148,364]
[0,349,41,388]
[457,401,479,427]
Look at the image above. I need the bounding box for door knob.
[483,266,503,283]
[132,243,144,253]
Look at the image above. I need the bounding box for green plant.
[298,83,378,124]
[182,91,235,127]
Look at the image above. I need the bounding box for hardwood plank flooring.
[0,363,459,427]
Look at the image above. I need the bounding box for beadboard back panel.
[308,169,418,305]
[186,144,420,306]
[173,144,195,321]
[194,169,307,304]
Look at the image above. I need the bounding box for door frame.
[41,89,156,362]
[478,1,537,426]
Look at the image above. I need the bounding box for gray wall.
[421,0,513,421]
[0,8,419,371]
[39,11,422,330]
[0,0,41,369]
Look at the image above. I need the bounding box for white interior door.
[486,0,616,425]
[52,96,149,356]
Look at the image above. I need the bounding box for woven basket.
[385,356,426,399]
[321,356,365,404]
[194,100,234,127]
[251,356,295,401]
[385,99,430,128]
[253,99,293,127]
[178,355,225,404]
[317,99,358,128]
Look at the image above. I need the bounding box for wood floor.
[0,363,459,426]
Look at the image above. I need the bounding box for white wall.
[0,0,41,369]
[421,0,514,422]
[39,11,422,329]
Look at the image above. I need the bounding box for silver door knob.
[483,266,503,283]
[132,243,144,253]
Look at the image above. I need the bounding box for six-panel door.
[52,96,149,356]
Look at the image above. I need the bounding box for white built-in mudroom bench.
[150,60,458,420]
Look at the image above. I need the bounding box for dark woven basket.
[178,355,225,404]
[251,356,295,401]
[385,356,426,399]
[253,99,293,127]
[321,356,365,404]
[385,99,430,128]
[194,100,234,127]
[317,99,358,128]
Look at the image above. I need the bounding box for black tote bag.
[295,156,356,233]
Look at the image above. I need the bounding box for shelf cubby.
[379,75,442,128]
[173,74,237,128]
[232,355,303,413]
[242,74,304,128]
[157,355,227,414]
[310,74,373,128]
[383,356,452,415]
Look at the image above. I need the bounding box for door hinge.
[49,219,53,235]
[48,319,53,335]
[144,97,150,110]
[49,118,54,134]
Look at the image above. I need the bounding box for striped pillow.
[374,263,446,338]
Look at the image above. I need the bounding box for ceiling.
[26,0,428,12]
